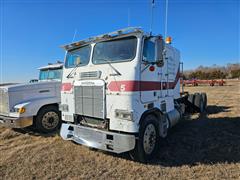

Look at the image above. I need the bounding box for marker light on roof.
[165,36,172,44]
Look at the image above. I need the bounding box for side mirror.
[156,38,164,67]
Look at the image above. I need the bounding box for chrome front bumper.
[0,115,33,128]
[60,123,136,154]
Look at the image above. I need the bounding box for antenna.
[0,0,3,83]
[150,0,155,35]
[128,8,131,27]
[71,29,78,43]
[164,0,169,38]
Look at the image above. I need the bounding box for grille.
[0,89,9,115]
[79,71,101,80]
[74,85,105,119]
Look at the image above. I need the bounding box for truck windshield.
[39,69,62,80]
[65,45,91,68]
[92,36,137,64]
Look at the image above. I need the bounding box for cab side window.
[143,38,156,63]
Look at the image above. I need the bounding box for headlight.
[115,109,133,121]
[13,107,26,114]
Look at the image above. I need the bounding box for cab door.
[140,37,160,103]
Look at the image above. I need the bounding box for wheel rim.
[42,111,59,130]
[143,124,157,155]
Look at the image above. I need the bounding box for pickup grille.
[0,89,9,115]
[74,85,105,119]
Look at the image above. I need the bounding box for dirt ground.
[0,80,240,180]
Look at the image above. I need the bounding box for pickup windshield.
[39,69,62,80]
[92,36,137,64]
[65,45,91,68]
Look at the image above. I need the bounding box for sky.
[0,0,239,83]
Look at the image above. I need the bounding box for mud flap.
[159,113,168,138]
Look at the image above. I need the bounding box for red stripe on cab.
[108,71,180,92]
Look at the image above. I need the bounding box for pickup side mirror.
[156,38,164,67]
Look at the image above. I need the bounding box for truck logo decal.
[108,71,180,92]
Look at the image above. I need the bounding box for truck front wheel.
[35,105,61,133]
[130,115,159,162]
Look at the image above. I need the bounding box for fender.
[139,108,168,138]
[14,96,60,118]
[139,108,162,125]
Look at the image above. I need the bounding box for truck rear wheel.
[130,115,159,162]
[186,94,195,113]
[201,93,207,111]
[194,93,204,113]
[35,105,61,133]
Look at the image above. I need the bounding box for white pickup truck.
[0,62,63,133]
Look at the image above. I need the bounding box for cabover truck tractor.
[60,27,207,162]
[0,62,63,133]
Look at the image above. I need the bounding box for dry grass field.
[0,80,240,179]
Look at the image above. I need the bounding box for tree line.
[183,63,240,80]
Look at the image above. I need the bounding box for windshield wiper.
[97,59,122,76]
[66,63,82,78]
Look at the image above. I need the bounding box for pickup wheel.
[130,115,159,163]
[35,105,61,133]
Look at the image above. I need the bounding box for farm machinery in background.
[59,27,207,162]
[0,62,63,133]
[181,79,226,86]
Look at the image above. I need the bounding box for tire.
[186,94,195,113]
[130,115,159,163]
[201,93,207,111]
[35,105,61,133]
[188,94,195,104]
[194,93,204,113]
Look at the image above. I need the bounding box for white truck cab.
[0,62,63,133]
[60,27,206,162]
